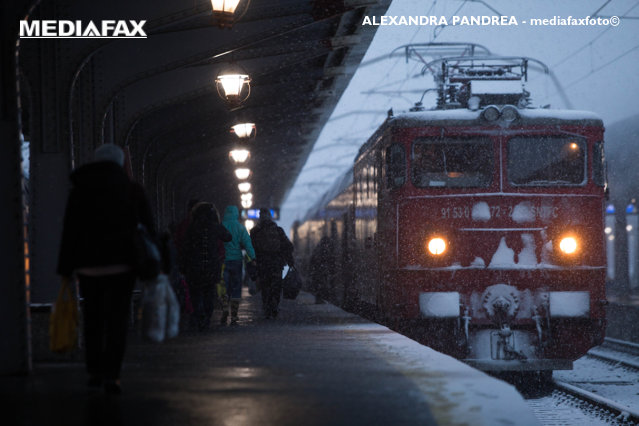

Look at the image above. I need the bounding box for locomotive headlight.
[559,236,578,254]
[427,238,447,255]
[500,105,519,122]
[482,106,500,122]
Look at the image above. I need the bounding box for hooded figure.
[57,143,154,395]
[250,208,294,319]
[221,206,256,325]
[183,202,232,331]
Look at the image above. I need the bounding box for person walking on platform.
[57,143,154,395]
[183,203,231,331]
[310,236,335,304]
[173,199,199,313]
[221,205,256,325]
[173,198,199,274]
[250,208,294,319]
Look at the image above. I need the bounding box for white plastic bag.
[142,274,180,342]
[281,264,290,279]
[164,275,180,339]
[142,275,167,342]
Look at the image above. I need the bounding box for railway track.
[528,338,639,425]
[601,338,639,355]
[586,338,639,370]
[554,379,639,424]
[526,380,639,425]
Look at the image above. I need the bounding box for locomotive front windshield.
[411,138,493,188]
[508,136,586,186]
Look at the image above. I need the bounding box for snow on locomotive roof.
[389,107,603,127]
[518,108,603,123]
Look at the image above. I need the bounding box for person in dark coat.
[250,208,294,319]
[57,143,154,395]
[183,202,232,331]
[310,236,335,304]
[173,198,199,274]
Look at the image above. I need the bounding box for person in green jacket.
[221,205,256,325]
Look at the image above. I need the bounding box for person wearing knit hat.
[57,143,154,395]
[94,143,125,167]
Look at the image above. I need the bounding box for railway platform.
[3,291,538,426]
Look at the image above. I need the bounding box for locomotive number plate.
[441,204,559,220]
[489,331,516,360]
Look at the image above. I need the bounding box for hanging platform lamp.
[216,72,251,108]
[211,0,251,28]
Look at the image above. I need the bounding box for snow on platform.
[288,292,539,425]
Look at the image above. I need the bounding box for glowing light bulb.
[211,0,240,14]
[229,149,250,163]
[231,123,255,138]
[235,168,250,180]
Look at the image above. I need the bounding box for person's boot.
[230,300,240,325]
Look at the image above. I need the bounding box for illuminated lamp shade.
[245,219,255,231]
[241,193,253,201]
[229,149,250,163]
[238,182,251,192]
[231,123,256,139]
[211,0,240,13]
[235,168,251,180]
[215,74,251,107]
[241,199,252,208]
[211,0,250,28]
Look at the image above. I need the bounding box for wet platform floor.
[3,291,537,426]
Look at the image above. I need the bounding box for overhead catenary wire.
[591,0,613,17]
[552,0,639,69]
[564,42,639,90]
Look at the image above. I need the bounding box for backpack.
[253,224,281,254]
[185,225,220,281]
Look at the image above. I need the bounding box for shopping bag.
[142,275,167,342]
[142,274,180,342]
[49,279,78,353]
[282,266,302,300]
[245,260,258,281]
[164,275,180,339]
[216,281,227,300]
[247,277,258,295]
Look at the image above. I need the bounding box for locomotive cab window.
[385,144,406,188]
[411,138,493,188]
[593,141,606,187]
[508,136,586,186]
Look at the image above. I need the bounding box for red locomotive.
[293,51,607,377]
